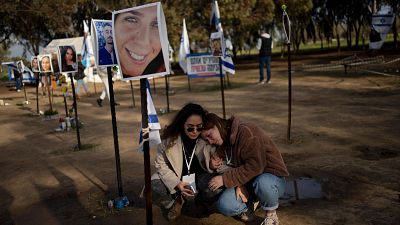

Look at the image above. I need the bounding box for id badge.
[182,173,197,193]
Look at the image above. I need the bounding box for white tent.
[40,37,85,55]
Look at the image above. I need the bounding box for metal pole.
[68,73,81,150]
[219,57,226,119]
[130,80,136,108]
[35,74,39,114]
[23,81,28,103]
[287,43,292,141]
[64,96,68,117]
[165,74,170,113]
[107,67,123,197]
[46,73,53,112]
[187,76,191,91]
[152,77,156,94]
[140,78,153,225]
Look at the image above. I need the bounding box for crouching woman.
[152,103,214,220]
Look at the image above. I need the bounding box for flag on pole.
[210,0,235,74]
[211,0,223,33]
[369,4,395,50]
[138,79,161,152]
[179,19,190,73]
[81,20,94,68]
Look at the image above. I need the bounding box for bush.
[44,109,58,116]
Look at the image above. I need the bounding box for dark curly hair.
[162,103,207,141]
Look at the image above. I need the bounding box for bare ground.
[1,51,399,225]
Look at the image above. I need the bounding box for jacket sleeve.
[222,131,266,188]
[154,142,181,194]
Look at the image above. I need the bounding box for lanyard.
[225,146,233,166]
[182,139,198,174]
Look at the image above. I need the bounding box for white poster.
[186,53,221,78]
[210,32,224,57]
[30,56,40,72]
[113,2,170,80]
[38,54,53,73]
[92,19,118,67]
[58,45,78,73]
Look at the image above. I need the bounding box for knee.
[253,174,284,198]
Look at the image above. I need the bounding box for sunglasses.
[186,127,204,133]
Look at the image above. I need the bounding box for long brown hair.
[203,113,232,146]
[162,103,207,141]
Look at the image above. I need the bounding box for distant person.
[74,54,89,99]
[96,66,119,107]
[14,62,23,92]
[61,46,77,72]
[256,29,273,84]
[98,23,117,65]
[114,4,166,79]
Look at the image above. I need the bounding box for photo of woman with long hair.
[59,46,77,72]
[113,3,168,80]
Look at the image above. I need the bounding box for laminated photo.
[113,2,170,80]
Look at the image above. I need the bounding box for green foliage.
[44,109,58,116]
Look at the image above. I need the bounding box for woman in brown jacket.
[201,113,289,225]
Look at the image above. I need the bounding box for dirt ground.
[1,51,399,225]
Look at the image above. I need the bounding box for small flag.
[81,20,94,68]
[138,79,161,152]
[210,1,235,74]
[179,19,190,73]
[210,0,223,33]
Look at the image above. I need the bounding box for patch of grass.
[1,75,9,81]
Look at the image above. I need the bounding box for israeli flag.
[138,79,161,152]
[81,20,94,68]
[211,0,223,32]
[210,1,235,74]
[369,4,395,50]
[179,19,190,74]
[222,52,235,74]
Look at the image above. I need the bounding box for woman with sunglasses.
[152,103,214,220]
[201,113,289,225]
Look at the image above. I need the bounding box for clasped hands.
[208,175,248,203]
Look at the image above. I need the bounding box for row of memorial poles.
[23,2,291,225]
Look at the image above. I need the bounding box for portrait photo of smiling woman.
[113,2,170,80]
[59,45,77,73]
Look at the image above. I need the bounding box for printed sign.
[186,53,222,78]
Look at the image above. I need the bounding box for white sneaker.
[267,80,272,84]
[261,212,279,225]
